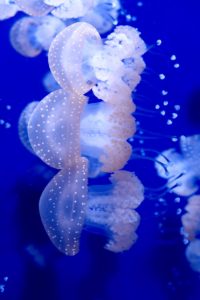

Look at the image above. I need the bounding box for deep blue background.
[0,1,200,299]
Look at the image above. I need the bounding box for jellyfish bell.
[15,0,53,16]
[39,157,89,256]
[10,15,65,57]
[0,0,19,20]
[28,89,87,169]
[48,21,102,95]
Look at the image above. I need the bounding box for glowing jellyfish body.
[0,0,19,20]
[155,135,200,196]
[10,15,65,57]
[181,195,200,272]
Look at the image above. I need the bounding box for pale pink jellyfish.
[181,195,200,272]
[18,21,146,256]
[10,15,65,57]
[155,135,200,196]
[0,0,19,20]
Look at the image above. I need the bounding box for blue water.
[0,1,200,299]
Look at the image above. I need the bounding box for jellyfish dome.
[155,135,200,196]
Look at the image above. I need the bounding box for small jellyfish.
[14,0,53,16]
[10,15,65,57]
[0,0,19,20]
[155,135,200,196]
[85,171,144,252]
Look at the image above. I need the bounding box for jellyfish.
[48,22,146,100]
[17,21,146,255]
[155,135,200,196]
[10,15,65,57]
[181,195,200,272]
[0,0,19,20]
